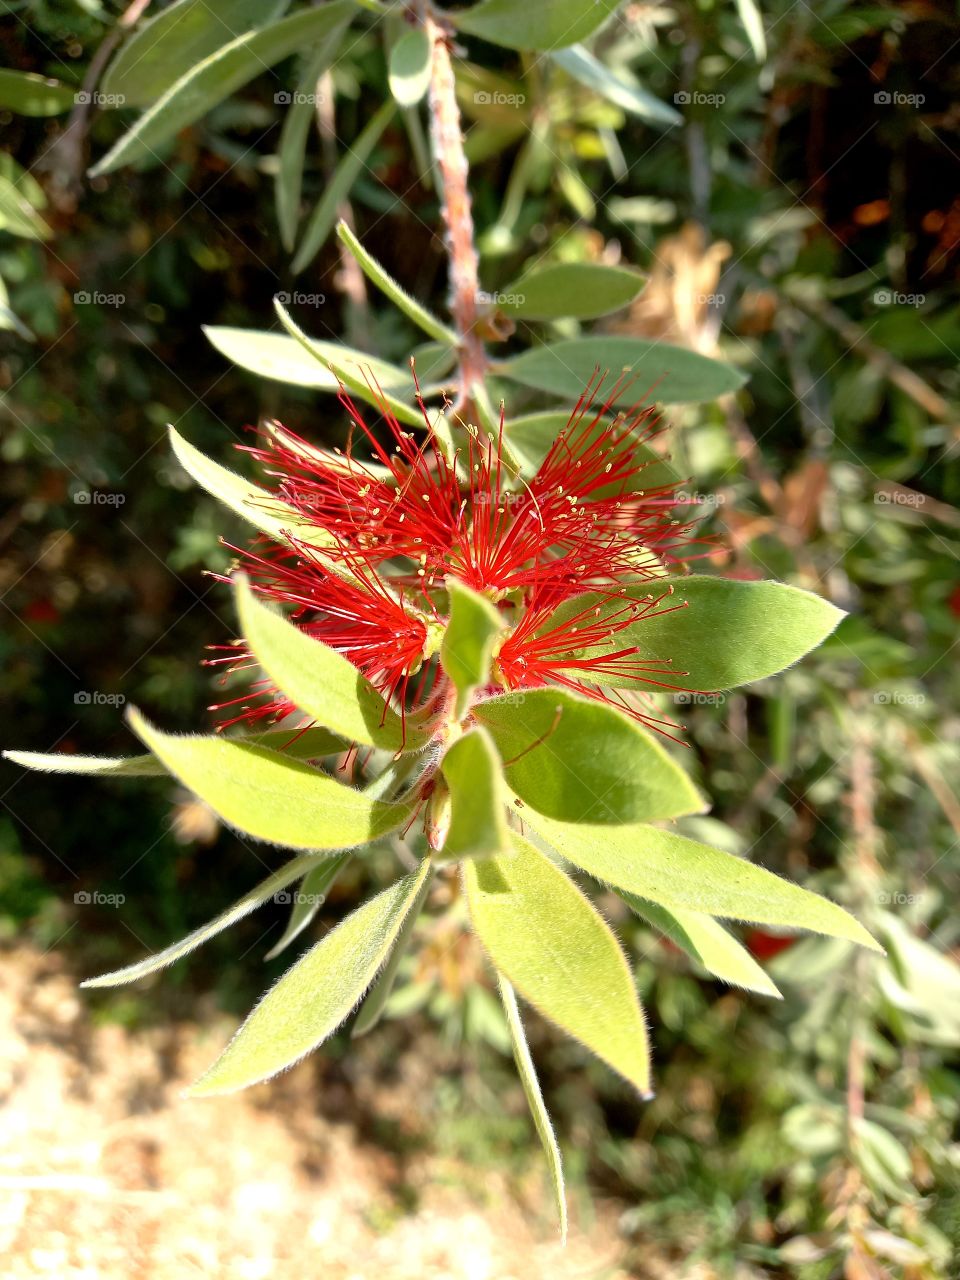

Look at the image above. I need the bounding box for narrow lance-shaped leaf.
[464,832,652,1094]
[0,69,76,117]
[127,708,414,851]
[292,100,396,274]
[265,854,351,961]
[273,299,425,428]
[563,577,846,692]
[620,893,781,999]
[83,853,323,988]
[453,0,623,51]
[235,575,427,753]
[494,336,746,405]
[100,0,289,107]
[523,812,883,953]
[337,221,457,346]
[498,974,567,1242]
[439,727,511,860]
[440,578,505,717]
[551,46,682,127]
[3,726,345,780]
[351,865,434,1037]
[188,859,430,1095]
[474,687,704,824]
[276,29,351,251]
[90,2,355,175]
[496,263,646,321]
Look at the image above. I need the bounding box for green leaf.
[388,27,431,107]
[188,860,430,1094]
[90,2,354,175]
[292,100,396,274]
[563,577,845,691]
[494,336,746,405]
[523,813,883,952]
[276,30,350,252]
[497,974,567,1241]
[454,0,623,51]
[273,299,425,427]
[473,688,703,824]
[3,727,345,780]
[127,708,414,851]
[101,0,288,108]
[735,0,767,62]
[0,69,76,117]
[551,46,681,126]
[440,728,511,859]
[496,263,645,321]
[464,832,651,1093]
[503,410,681,489]
[82,852,322,988]
[0,173,50,241]
[337,221,457,345]
[264,854,351,960]
[169,424,328,544]
[235,575,426,753]
[351,865,433,1037]
[440,578,505,717]
[620,894,781,998]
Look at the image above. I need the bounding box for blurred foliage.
[2,0,959,1275]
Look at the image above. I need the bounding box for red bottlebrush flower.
[210,372,711,737]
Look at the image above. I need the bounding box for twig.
[423,6,486,410]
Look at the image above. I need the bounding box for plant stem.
[424,7,487,411]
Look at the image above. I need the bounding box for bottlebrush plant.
[2,1,883,1238]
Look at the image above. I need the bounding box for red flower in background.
[209,374,710,736]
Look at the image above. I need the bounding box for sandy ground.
[0,944,636,1279]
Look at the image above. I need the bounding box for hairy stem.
[424,7,487,410]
